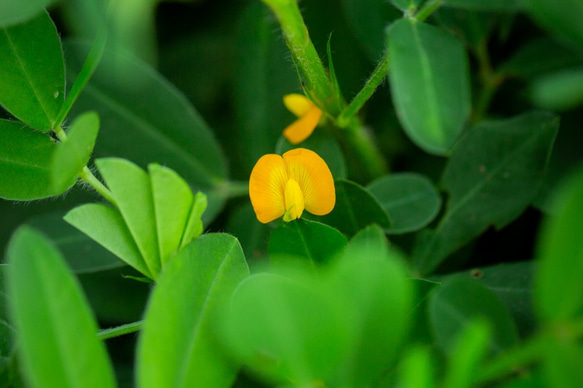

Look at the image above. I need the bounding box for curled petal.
[283,93,313,117]
[283,148,335,216]
[249,154,288,223]
[282,105,322,145]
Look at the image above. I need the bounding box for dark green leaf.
[527,0,583,48]
[221,271,351,385]
[0,11,64,131]
[65,41,227,220]
[51,111,99,193]
[64,203,151,278]
[225,203,270,266]
[96,158,160,279]
[0,0,56,27]
[0,120,59,200]
[391,0,424,12]
[387,19,470,155]
[368,173,441,234]
[346,224,389,259]
[137,234,249,388]
[413,111,559,274]
[435,7,496,48]
[443,0,522,11]
[429,277,519,356]
[268,218,347,267]
[313,179,391,237]
[535,167,583,321]
[6,226,116,388]
[530,67,583,110]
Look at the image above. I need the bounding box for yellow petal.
[282,105,322,144]
[283,178,305,222]
[249,154,288,223]
[283,148,335,216]
[283,93,313,117]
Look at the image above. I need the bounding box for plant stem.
[471,39,504,123]
[98,320,143,340]
[415,0,443,22]
[337,51,390,127]
[226,180,250,199]
[79,166,118,206]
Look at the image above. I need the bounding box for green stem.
[414,0,443,22]
[226,180,250,199]
[79,166,118,207]
[98,320,143,340]
[337,51,390,127]
[471,40,504,123]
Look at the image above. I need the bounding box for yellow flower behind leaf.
[249,148,335,224]
[283,94,323,144]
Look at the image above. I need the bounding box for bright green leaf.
[0,120,59,200]
[530,67,583,110]
[268,218,347,267]
[0,11,64,131]
[137,234,249,388]
[313,179,391,237]
[51,111,99,193]
[0,0,56,27]
[429,277,519,356]
[64,203,151,278]
[397,347,435,388]
[65,41,227,220]
[96,158,160,279]
[368,173,441,234]
[543,340,583,388]
[387,18,470,155]
[6,226,116,388]
[413,111,559,274]
[535,167,583,321]
[179,191,207,250]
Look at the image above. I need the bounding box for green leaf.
[527,0,583,48]
[329,243,413,387]
[442,319,491,388]
[149,164,199,265]
[268,219,347,267]
[535,167,583,321]
[443,0,522,11]
[0,0,56,27]
[530,67,583,110]
[28,212,124,274]
[391,0,424,12]
[225,203,271,265]
[342,0,400,60]
[543,341,583,388]
[368,173,441,234]
[276,131,346,179]
[413,111,559,274]
[137,234,249,388]
[387,19,470,155]
[221,271,351,385]
[435,7,495,48]
[179,191,207,250]
[429,277,519,356]
[313,179,391,237]
[96,158,160,279]
[346,224,389,259]
[0,11,64,131]
[64,203,151,278]
[51,111,99,193]
[0,119,60,200]
[6,226,116,388]
[397,347,436,388]
[65,41,227,220]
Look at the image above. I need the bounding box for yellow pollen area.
[283,178,305,222]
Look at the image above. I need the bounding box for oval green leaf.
[535,167,583,322]
[0,0,56,27]
[268,218,347,267]
[387,19,470,155]
[137,233,249,388]
[368,173,441,234]
[50,111,99,193]
[312,179,391,237]
[0,120,60,200]
[413,111,559,274]
[0,11,64,131]
[6,226,116,388]
[429,277,519,356]
[530,67,583,111]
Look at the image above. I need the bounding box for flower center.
[283,178,305,222]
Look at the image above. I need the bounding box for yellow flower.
[282,94,323,144]
[249,148,335,224]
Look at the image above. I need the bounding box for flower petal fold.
[282,148,335,216]
[282,105,322,145]
[249,154,288,223]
